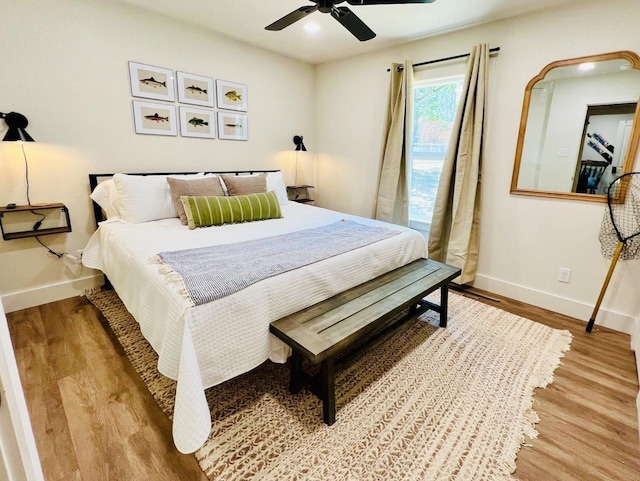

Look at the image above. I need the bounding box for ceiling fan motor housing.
[318,1,336,13]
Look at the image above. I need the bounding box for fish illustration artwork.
[188,117,209,127]
[224,90,242,102]
[186,85,207,95]
[225,122,242,128]
[144,112,169,123]
[139,77,166,88]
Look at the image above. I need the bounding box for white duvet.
[82,202,427,453]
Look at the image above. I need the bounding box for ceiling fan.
[265,0,436,42]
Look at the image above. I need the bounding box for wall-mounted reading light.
[1,110,35,205]
[292,135,311,186]
[293,134,307,151]
[0,110,69,256]
[0,111,35,142]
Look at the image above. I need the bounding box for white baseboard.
[1,274,104,313]
[473,274,636,335]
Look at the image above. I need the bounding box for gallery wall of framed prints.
[128,61,248,140]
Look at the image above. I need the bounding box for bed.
[82,170,428,453]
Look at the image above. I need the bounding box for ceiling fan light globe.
[304,22,321,34]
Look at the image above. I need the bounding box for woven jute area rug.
[86,289,572,481]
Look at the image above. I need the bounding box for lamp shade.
[1,112,34,142]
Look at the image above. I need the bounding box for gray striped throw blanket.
[156,220,400,306]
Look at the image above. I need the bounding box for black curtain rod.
[387,46,500,72]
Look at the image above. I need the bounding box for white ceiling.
[114,0,581,64]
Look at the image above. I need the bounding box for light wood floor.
[7,291,640,481]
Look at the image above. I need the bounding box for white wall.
[0,0,315,311]
[315,0,640,333]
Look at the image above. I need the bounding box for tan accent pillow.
[167,176,225,225]
[220,173,268,196]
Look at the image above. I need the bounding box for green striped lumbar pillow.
[181,191,282,229]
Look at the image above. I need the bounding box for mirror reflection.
[511,51,640,201]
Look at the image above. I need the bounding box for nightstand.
[287,185,315,204]
[0,203,72,240]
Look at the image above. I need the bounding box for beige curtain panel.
[375,60,414,226]
[428,44,489,284]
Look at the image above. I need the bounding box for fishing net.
[598,172,640,261]
[588,172,640,333]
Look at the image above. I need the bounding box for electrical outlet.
[558,267,571,283]
[558,148,569,157]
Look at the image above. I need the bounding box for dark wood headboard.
[88,170,279,226]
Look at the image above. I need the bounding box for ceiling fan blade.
[346,0,436,4]
[331,6,376,41]
[265,5,319,31]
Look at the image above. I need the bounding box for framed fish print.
[216,79,248,112]
[217,111,248,140]
[179,106,216,139]
[129,62,175,102]
[132,100,177,136]
[176,71,214,107]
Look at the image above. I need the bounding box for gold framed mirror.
[511,51,640,202]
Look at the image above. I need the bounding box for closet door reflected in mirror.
[511,51,640,202]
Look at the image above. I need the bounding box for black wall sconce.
[1,110,36,203]
[0,111,35,142]
[293,135,307,151]
[0,110,72,251]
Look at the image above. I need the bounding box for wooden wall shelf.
[0,203,72,240]
[287,185,315,204]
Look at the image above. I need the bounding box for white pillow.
[113,173,203,223]
[266,171,289,206]
[90,179,120,219]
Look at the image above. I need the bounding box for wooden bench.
[269,258,461,425]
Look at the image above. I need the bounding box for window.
[409,75,464,232]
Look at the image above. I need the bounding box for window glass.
[409,75,464,232]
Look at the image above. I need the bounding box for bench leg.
[289,351,304,394]
[320,357,336,425]
[440,284,449,328]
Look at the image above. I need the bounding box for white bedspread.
[82,202,427,453]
